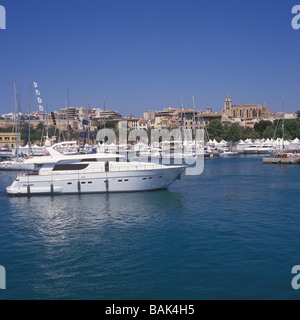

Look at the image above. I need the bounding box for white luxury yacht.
[6,160,186,196]
[6,142,186,196]
[256,145,276,154]
[244,145,259,154]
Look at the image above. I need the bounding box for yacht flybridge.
[6,141,186,196]
[22,141,126,171]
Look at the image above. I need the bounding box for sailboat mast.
[67,89,70,141]
[29,77,31,154]
[46,103,49,139]
[192,96,196,143]
[179,94,183,149]
[282,101,285,150]
[86,93,90,145]
[13,82,19,160]
[104,100,106,129]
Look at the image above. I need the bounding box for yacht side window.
[53,164,89,171]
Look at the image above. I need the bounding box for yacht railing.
[17,163,185,177]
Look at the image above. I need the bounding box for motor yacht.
[219,150,239,157]
[244,145,259,154]
[256,145,276,154]
[6,159,186,196]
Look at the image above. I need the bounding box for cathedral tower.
[224,93,232,116]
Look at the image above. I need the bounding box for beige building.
[138,119,150,130]
[0,132,20,148]
[174,108,222,131]
[89,108,122,121]
[126,117,140,130]
[60,107,88,121]
[223,93,270,121]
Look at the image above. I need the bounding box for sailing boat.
[0,82,35,171]
[263,102,300,164]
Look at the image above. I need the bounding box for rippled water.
[0,156,300,300]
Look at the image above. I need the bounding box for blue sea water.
[0,155,300,300]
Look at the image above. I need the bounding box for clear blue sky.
[0,0,300,116]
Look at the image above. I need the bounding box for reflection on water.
[4,189,187,299]
[8,190,184,243]
[2,156,300,299]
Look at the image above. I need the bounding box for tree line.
[206,118,300,142]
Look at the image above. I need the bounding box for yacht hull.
[6,166,185,196]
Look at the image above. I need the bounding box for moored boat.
[220,150,238,157]
[0,158,35,171]
[257,145,276,154]
[6,160,186,196]
[244,145,259,154]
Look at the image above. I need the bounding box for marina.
[0,155,300,299]
[1,134,300,196]
[2,0,300,303]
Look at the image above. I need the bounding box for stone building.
[60,107,89,121]
[223,93,270,121]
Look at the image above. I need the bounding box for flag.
[35,90,41,96]
[39,105,44,112]
[33,82,38,88]
[37,97,43,104]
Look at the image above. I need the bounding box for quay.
[263,155,300,164]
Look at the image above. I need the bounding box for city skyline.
[0,0,300,116]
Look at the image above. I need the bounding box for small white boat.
[244,145,259,154]
[257,145,276,154]
[220,150,239,157]
[0,147,13,158]
[0,158,35,171]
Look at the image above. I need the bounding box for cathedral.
[223,93,270,121]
